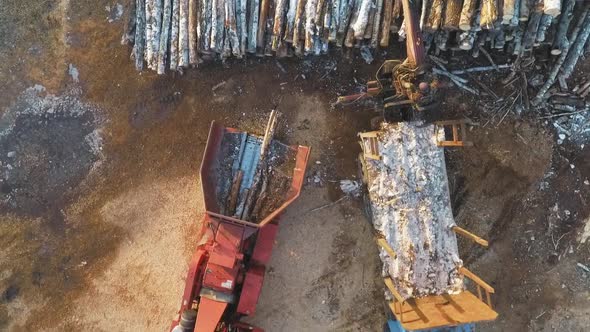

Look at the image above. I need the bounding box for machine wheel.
[179,309,197,331]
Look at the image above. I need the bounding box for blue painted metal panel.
[384,319,475,332]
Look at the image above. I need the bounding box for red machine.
[170,120,310,332]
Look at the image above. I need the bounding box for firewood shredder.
[170,113,310,332]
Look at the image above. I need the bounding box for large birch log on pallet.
[443,0,463,30]
[533,4,590,105]
[134,0,146,71]
[459,0,478,31]
[543,0,561,17]
[480,0,498,30]
[157,0,172,74]
[551,0,575,55]
[560,13,590,80]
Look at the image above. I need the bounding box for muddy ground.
[1,1,589,331]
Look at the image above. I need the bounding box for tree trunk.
[150,0,163,70]
[285,0,299,42]
[459,0,477,30]
[170,0,180,68]
[551,0,575,55]
[443,0,463,30]
[344,0,360,47]
[337,0,354,47]
[122,0,137,45]
[226,0,241,57]
[480,0,498,30]
[264,0,276,56]
[200,0,211,52]
[543,0,561,18]
[134,0,146,71]
[305,0,318,52]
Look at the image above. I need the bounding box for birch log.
[179,0,190,66]
[240,0,246,54]
[285,0,298,42]
[420,0,430,29]
[370,0,382,48]
[201,0,212,51]
[215,0,225,52]
[480,0,497,30]
[543,0,561,17]
[211,0,219,50]
[134,0,146,70]
[533,4,590,105]
[189,0,198,65]
[535,14,552,44]
[293,0,306,49]
[337,0,353,47]
[424,0,444,32]
[502,0,516,24]
[305,0,317,52]
[443,0,463,30]
[170,0,180,68]
[520,0,529,21]
[264,0,275,56]
[158,0,172,74]
[329,0,338,42]
[247,0,260,52]
[227,0,241,57]
[522,6,542,51]
[145,0,154,61]
[364,5,375,39]
[273,0,288,50]
[150,0,163,70]
[345,0,360,47]
[459,0,478,30]
[380,0,393,46]
[258,0,271,53]
[561,12,590,80]
[352,0,372,39]
[324,0,333,42]
[551,0,575,55]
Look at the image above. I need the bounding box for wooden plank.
[377,238,397,258]
[452,226,489,247]
[384,277,405,303]
[459,267,495,293]
[390,291,498,330]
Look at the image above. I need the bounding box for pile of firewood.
[121,0,586,74]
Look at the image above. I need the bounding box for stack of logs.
[121,0,588,74]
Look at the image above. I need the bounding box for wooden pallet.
[435,120,474,147]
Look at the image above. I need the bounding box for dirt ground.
[1,1,589,332]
